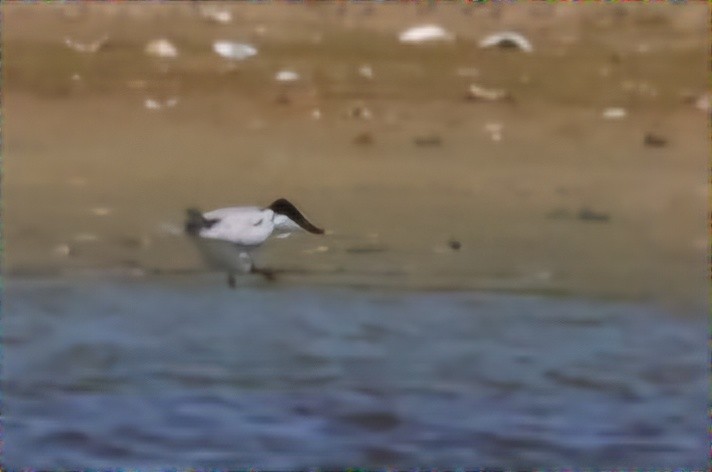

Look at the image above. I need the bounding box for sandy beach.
[4,3,709,305]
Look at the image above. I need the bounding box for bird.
[184,198,324,288]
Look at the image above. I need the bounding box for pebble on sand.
[353,132,374,146]
[358,64,374,80]
[64,35,109,53]
[144,97,179,111]
[643,133,667,148]
[466,84,510,102]
[602,107,627,120]
[484,122,504,142]
[577,207,611,222]
[275,70,300,82]
[145,38,178,58]
[413,135,443,147]
[199,6,232,24]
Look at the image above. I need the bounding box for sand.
[3,2,709,309]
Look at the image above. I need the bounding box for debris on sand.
[64,35,109,53]
[144,97,179,111]
[577,207,610,222]
[52,243,72,257]
[347,103,373,120]
[145,38,179,58]
[456,67,480,78]
[694,93,710,112]
[311,108,322,120]
[465,83,510,102]
[413,135,443,147]
[448,239,462,251]
[479,31,533,53]
[601,107,627,120]
[399,25,454,43]
[484,122,503,142]
[275,70,300,82]
[275,93,291,105]
[353,132,374,146]
[213,41,257,61]
[644,133,667,148]
[358,64,374,80]
[199,5,232,24]
[90,207,112,217]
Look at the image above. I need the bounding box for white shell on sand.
[399,25,454,43]
[213,41,258,60]
[145,38,178,58]
[479,31,533,53]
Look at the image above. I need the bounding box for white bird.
[184,198,324,288]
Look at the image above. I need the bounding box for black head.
[268,198,324,234]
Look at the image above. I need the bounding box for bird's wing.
[198,207,274,246]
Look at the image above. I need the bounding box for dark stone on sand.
[353,132,374,146]
[413,135,442,147]
[644,132,668,147]
[578,207,611,222]
[448,239,462,250]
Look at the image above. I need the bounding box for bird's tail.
[184,208,210,235]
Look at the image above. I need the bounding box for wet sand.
[3,4,709,305]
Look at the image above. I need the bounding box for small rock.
[466,83,510,102]
[53,243,72,257]
[447,239,462,251]
[602,107,627,120]
[694,93,710,112]
[145,38,178,58]
[643,133,667,148]
[479,31,533,53]
[484,122,503,142]
[577,207,610,222]
[199,6,232,24]
[399,25,454,43]
[144,97,179,111]
[275,70,300,82]
[353,132,374,146]
[275,93,291,105]
[413,135,442,147]
[348,103,372,120]
[358,64,374,80]
[64,35,109,53]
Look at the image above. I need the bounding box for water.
[3,275,708,469]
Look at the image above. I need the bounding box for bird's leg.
[227,273,237,289]
[250,264,277,282]
[241,252,277,282]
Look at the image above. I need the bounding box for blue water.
[3,275,708,469]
